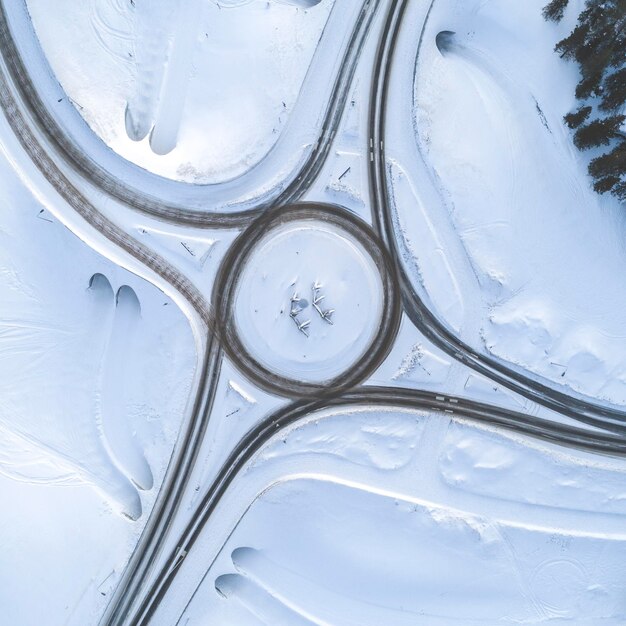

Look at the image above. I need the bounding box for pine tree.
[544,0,626,202]
[609,27,626,67]
[575,73,602,99]
[589,140,626,179]
[600,68,626,111]
[573,115,625,150]
[543,0,570,22]
[555,24,589,59]
[593,175,621,194]
[564,105,592,128]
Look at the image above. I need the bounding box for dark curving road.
[0,0,625,624]
[367,0,626,436]
[122,384,626,625]
[212,202,402,398]
[102,198,404,623]
[0,11,227,625]
[0,0,379,228]
[0,3,400,620]
[108,1,626,621]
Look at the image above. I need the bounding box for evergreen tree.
[593,175,621,194]
[600,68,626,111]
[555,24,589,59]
[564,105,592,128]
[575,73,602,99]
[543,0,570,22]
[544,0,626,202]
[589,140,626,179]
[573,115,625,150]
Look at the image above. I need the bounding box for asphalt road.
[0,2,390,622]
[212,202,402,398]
[0,0,380,228]
[119,1,626,623]
[367,0,626,436]
[0,5,227,624]
[0,0,625,624]
[122,384,626,626]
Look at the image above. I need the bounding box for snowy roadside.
[388,0,626,407]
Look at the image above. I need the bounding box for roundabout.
[213,203,402,398]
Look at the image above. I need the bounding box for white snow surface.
[234,220,383,382]
[0,148,195,623]
[25,0,333,183]
[174,407,626,625]
[2,0,626,624]
[387,0,626,407]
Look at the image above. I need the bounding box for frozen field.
[0,0,625,624]
[0,139,195,622]
[26,0,332,183]
[387,0,626,406]
[177,407,626,625]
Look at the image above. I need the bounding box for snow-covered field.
[1,0,626,624]
[0,144,195,622]
[179,407,626,625]
[25,0,332,183]
[387,0,626,407]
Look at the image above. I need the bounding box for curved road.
[0,4,399,622]
[0,0,379,228]
[367,0,626,436]
[0,0,625,625]
[0,18,227,626]
[108,1,626,617]
[212,202,402,398]
[125,384,626,625]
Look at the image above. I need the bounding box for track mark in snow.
[224,547,328,625]
[208,478,547,624]
[388,159,465,332]
[215,572,320,626]
[439,421,626,517]
[86,274,142,519]
[124,0,179,142]
[149,0,201,155]
[0,423,83,486]
[0,268,143,517]
[260,409,423,472]
[90,0,135,70]
[530,558,588,619]
[100,284,154,492]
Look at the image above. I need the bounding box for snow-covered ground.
[0,145,196,623]
[173,407,626,625]
[2,0,626,624]
[10,0,373,215]
[234,218,383,383]
[386,0,626,407]
[24,0,333,183]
